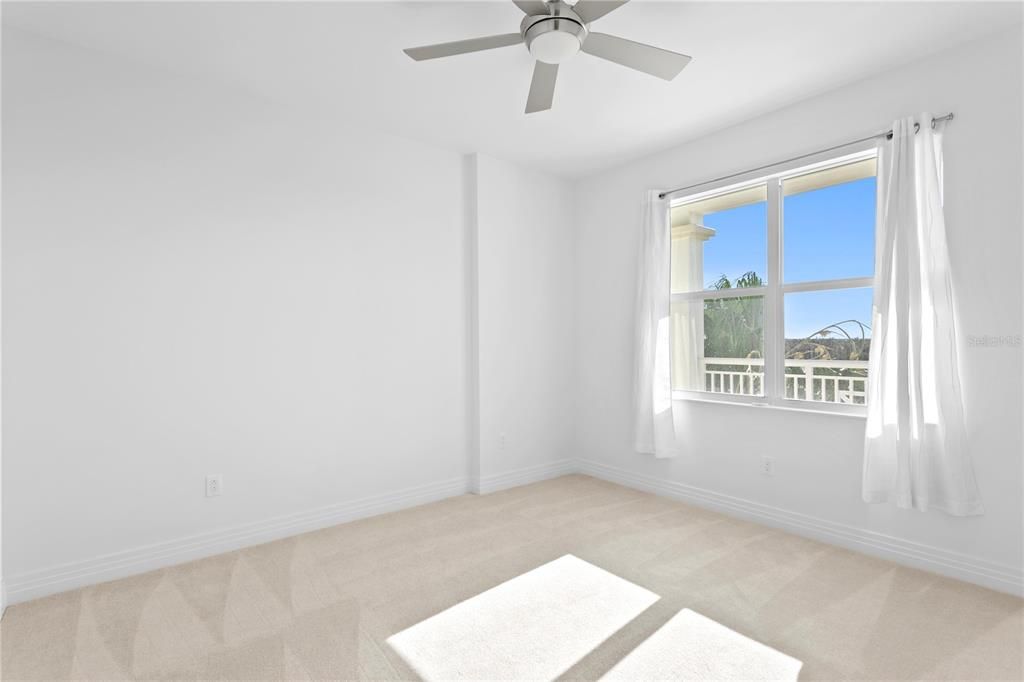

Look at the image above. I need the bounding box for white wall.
[1,27,579,604]
[0,29,482,600]
[473,155,575,491]
[573,28,1023,593]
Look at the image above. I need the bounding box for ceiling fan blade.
[571,0,630,23]
[581,32,691,80]
[404,33,524,61]
[513,0,550,15]
[525,61,558,113]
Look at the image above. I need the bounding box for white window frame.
[669,141,878,416]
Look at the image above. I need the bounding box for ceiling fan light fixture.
[529,29,580,64]
[524,17,586,65]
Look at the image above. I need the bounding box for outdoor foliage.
[703,271,764,359]
[704,271,871,364]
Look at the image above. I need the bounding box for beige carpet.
[0,474,1021,680]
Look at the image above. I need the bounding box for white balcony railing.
[702,357,868,404]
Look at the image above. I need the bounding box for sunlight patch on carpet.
[601,608,803,681]
[386,555,658,681]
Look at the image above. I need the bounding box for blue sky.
[700,177,875,339]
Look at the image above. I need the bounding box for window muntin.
[670,152,876,411]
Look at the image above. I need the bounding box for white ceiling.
[4,1,1021,177]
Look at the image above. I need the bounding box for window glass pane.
[782,158,876,282]
[672,295,764,397]
[671,184,766,293]
[783,288,872,404]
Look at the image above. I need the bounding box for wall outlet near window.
[206,474,223,497]
[761,456,775,477]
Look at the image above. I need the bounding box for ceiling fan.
[403,0,691,114]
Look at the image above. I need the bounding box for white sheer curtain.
[863,114,983,516]
[632,190,680,458]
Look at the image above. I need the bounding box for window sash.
[669,146,877,414]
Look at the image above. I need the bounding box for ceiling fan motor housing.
[521,5,587,65]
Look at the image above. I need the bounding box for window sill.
[672,393,867,419]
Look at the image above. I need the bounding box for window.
[670,151,876,412]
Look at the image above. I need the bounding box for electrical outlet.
[761,456,775,477]
[499,432,506,450]
[206,474,223,497]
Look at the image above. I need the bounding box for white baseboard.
[4,476,470,606]
[7,457,1021,606]
[477,458,576,495]
[576,458,1024,597]
[7,458,573,606]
